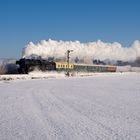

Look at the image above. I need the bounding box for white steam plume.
[22,39,140,63]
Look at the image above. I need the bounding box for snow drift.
[22,39,140,63]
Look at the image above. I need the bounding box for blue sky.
[0,0,140,58]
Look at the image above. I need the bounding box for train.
[16,58,117,74]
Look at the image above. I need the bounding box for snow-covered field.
[0,72,140,140]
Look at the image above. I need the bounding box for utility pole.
[66,50,73,76]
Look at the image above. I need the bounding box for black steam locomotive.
[16,58,56,74]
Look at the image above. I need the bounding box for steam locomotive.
[16,58,116,74]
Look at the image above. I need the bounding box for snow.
[0,72,140,140]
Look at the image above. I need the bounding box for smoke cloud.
[0,59,18,74]
[22,39,140,63]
